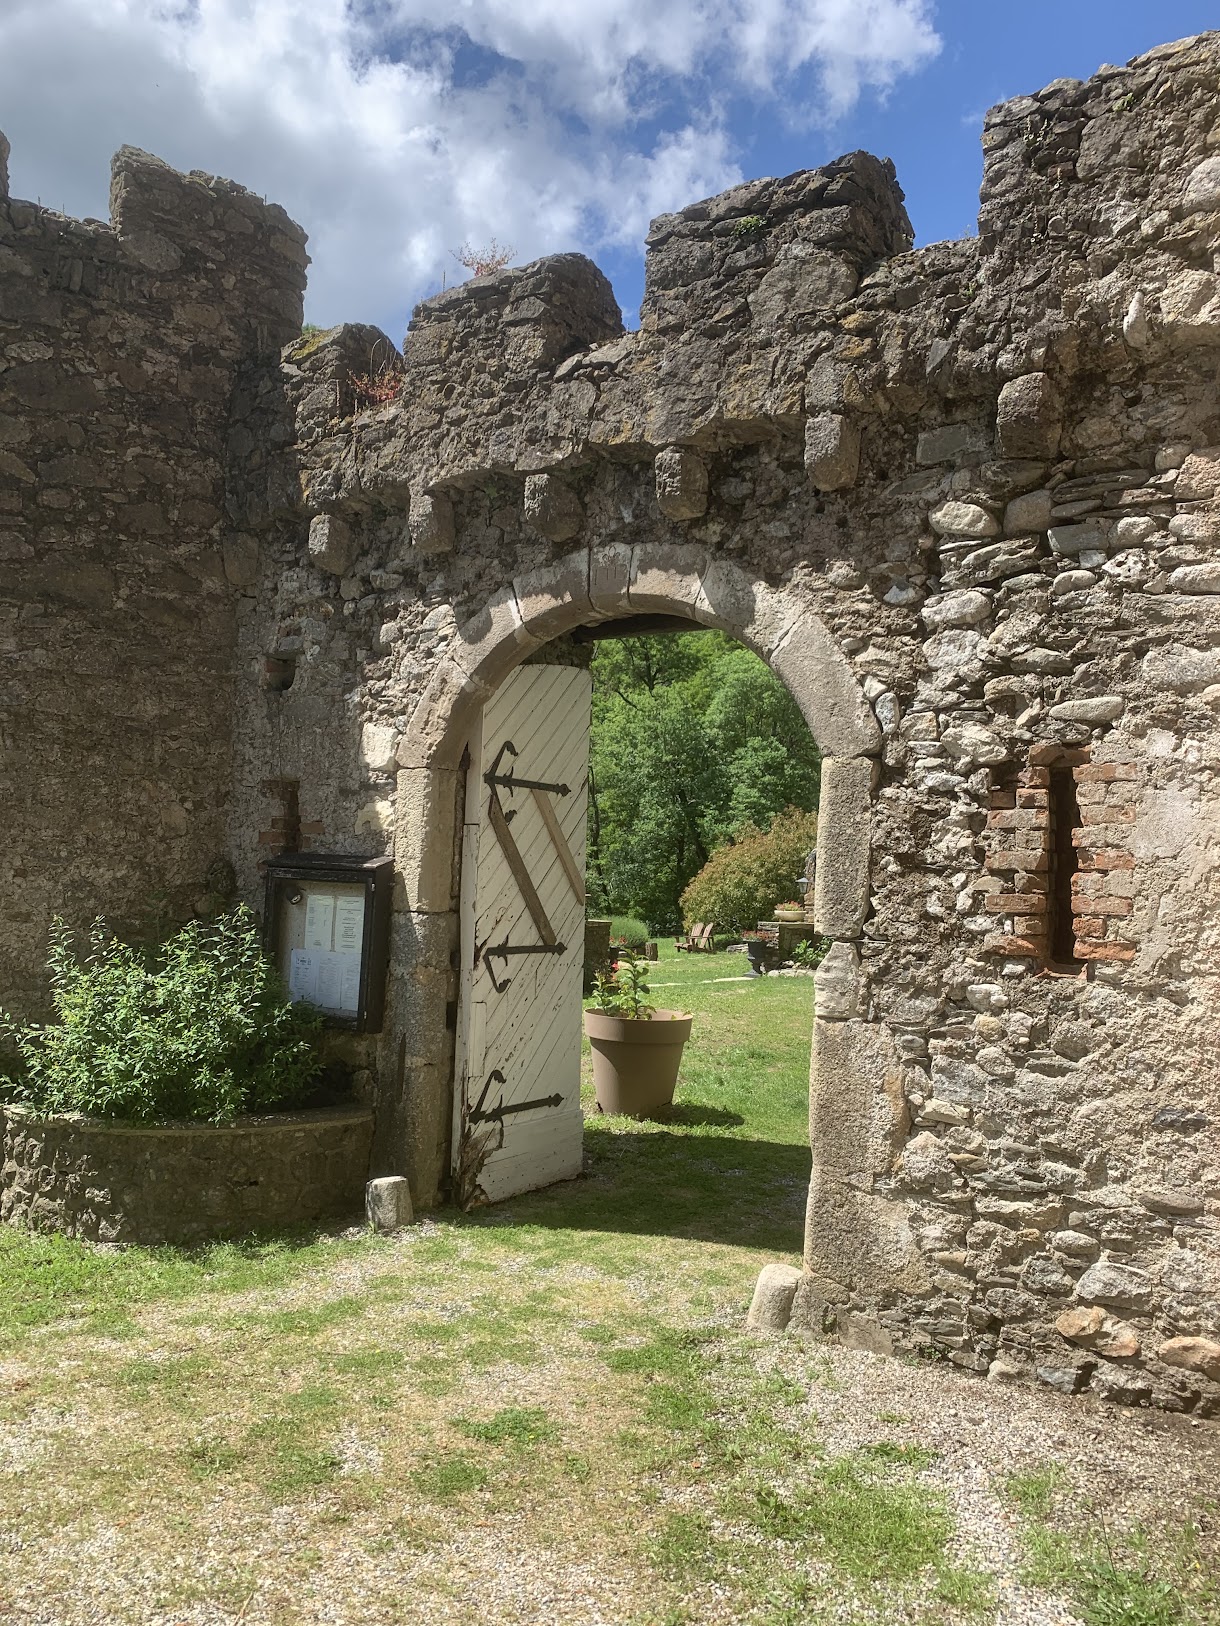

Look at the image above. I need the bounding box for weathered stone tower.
[2,34,1218,1412]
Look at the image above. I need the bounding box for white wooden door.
[453,663,592,1205]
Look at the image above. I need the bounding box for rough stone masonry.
[1,34,1218,1413]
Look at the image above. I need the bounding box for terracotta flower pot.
[584,1008,693,1118]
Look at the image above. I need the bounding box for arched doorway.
[390,543,918,1340]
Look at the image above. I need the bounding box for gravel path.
[2,1233,1216,1625]
[757,1335,1217,1626]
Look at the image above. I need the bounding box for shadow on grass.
[467,1124,810,1256]
[599,1103,746,1130]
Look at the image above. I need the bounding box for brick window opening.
[1048,767,1082,967]
[985,749,1137,971]
[258,777,301,858]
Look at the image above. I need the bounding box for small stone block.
[1168,563,1220,593]
[654,447,709,520]
[1157,1335,1220,1381]
[996,372,1061,460]
[1183,156,1220,213]
[366,1176,413,1232]
[1048,696,1124,724]
[410,493,455,554]
[813,756,874,937]
[524,473,583,542]
[813,940,860,1020]
[308,512,355,575]
[804,413,860,492]
[747,1263,803,1332]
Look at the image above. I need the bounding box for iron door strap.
[483,740,571,815]
[480,940,566,995]
[486,794,557,946]
[478,733,582,992]
[468,1068,564,1125]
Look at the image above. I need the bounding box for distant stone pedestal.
[584,918,612,992]
[755,922,818,964]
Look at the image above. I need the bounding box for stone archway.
[389,542,919,1340]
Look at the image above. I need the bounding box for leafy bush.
[0,909,324,1123]
[680,807,818,934]
[791,937,831,969]
[452,238,514,276]
[711,933,739,953]
[586,630,820,933]
[608,915,649,952]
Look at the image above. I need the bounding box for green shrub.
[680,807,818,933]
[0,909,324,1123]
[607,915,649,952]
[711,933,739,953]
[791,937,830,969]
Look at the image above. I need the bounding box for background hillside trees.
[586,631,820,931]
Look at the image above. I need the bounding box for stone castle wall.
[0,139,306,1014]
[2,33,1219,1411]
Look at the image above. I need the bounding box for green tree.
[680,807,819,932]
[586,631,820,931]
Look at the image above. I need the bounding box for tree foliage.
[587,631,820,931]
[680,807,819,933]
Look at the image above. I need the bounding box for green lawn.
[0,945,810,1346]
[567,942,813,1252]
[0,945,1214,1626]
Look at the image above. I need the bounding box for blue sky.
[815,2,1220,246]
[0,2,1216,338]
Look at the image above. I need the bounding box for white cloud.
[0,0,939,334]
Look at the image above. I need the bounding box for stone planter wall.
[0,1105,374,1246]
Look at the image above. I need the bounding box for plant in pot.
[583,950,692,1118]
[773,899,805,923]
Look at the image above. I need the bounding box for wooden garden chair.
[675,922,706,953]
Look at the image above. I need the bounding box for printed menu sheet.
[288,887,366,1014]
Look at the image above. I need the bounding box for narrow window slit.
[1048,766,1081,967]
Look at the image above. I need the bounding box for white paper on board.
[334,893,365,957]
[316,952,345,1010]
[288,950,317,1003]
[339,959,361,1013]
[304,891,335,950]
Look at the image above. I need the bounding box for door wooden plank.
[456,664,592,1204]
[532,788,586,904]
